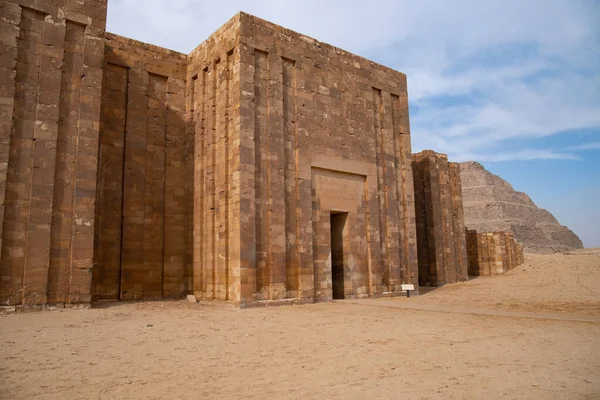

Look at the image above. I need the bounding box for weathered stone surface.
[1,0,106,307]
[187,13,419,306]
[1,5,427,307]
[465,230,524,276]
[92,33,189,301]
[460,161,583,254]
[412,151,467,287]
[186,294,197,303]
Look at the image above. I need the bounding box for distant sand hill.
[459,162,583,253]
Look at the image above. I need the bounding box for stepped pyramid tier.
[459,162,583,254]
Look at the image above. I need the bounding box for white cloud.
[452,150,580,163]
[566,142,600,151]
[410,71,600,157]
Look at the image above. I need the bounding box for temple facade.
[1,0,421,307]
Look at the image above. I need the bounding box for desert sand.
[1,251,599,400]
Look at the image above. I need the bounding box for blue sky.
[106,0,600,247]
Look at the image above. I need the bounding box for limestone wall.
[412,151,468,286]
[186,15,241,302]
[92,34,189,301]
[0,0,106,306]
[185,12,420,305]
[235,13,418,305]
[466,230,524,276]
[1,6,421,308]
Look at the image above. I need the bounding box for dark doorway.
[330,212,348,299]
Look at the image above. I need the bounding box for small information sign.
[401,284,414,298]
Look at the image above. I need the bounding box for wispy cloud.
[403,3,600,162]
[453,150,581,163]
[565,142,600,151]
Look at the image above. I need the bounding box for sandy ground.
[1,252,599,400]
[409,249,600,316]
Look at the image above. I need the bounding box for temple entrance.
[330,211,348,299]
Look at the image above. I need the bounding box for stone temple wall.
[186,16,242,303]
[1,5,422,308]
[235,13,418,306]
[2,2,526,309]
[465,230,524,276]
[412,150,468,287]
[92,33,189,301]
[0,0,106,306]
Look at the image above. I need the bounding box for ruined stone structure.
[465,230,524,276]
[412,151,467,287]
[1,0,419,308]
[516,243,524,266]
